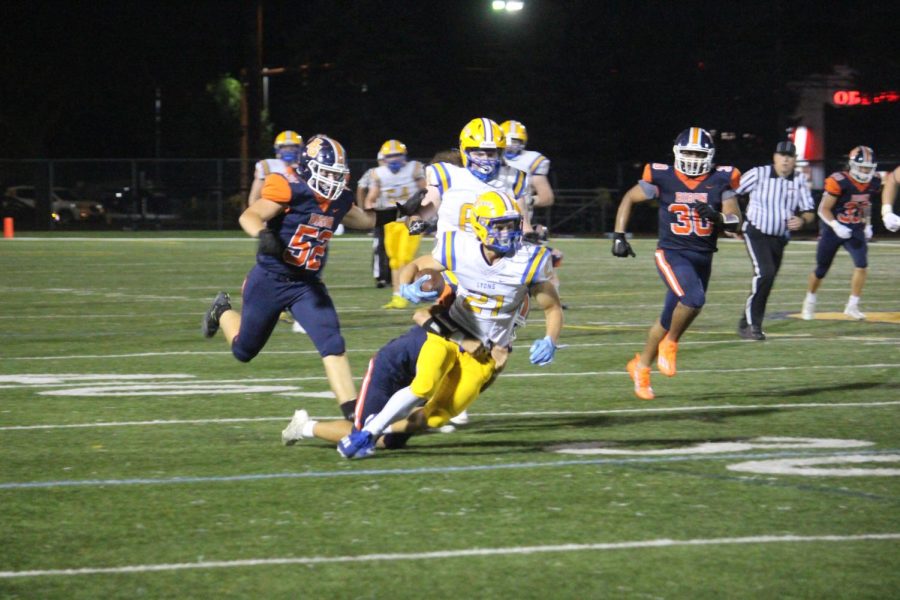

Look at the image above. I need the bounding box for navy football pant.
[814,226,867,279]
[654,248,713,330]
[231,264,346,362]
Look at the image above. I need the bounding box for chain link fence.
[0,158,630,235]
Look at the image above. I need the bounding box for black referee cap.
[775,141,797,156]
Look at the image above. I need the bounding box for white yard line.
[3,337,898,361]
[0,532,897,578]
[2,400,899,432]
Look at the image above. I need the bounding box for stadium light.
[492,1,524,12]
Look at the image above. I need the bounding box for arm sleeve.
[735,167,759,195]
[797,175,815,212]
[638,164,659,198]
[824,177,841,197]
[261,174,292,204]
[426,163,452,196]
[529,154,550,176]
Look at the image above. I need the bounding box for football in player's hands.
[416,269,445,295]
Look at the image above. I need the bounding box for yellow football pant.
[411,333,496,428]
[384,221,421,270]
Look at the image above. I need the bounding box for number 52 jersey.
[638,163,740,253]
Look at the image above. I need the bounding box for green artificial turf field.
[1,232,898,599]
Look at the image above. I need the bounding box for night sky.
[3,0,899,185]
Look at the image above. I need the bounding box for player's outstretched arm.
[882,167,900,232]
[342,204,376,230]
[528,281,563,366]
[612,184,648,257]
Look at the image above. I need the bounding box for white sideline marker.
[1,533,897,579]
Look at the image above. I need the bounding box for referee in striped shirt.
[735,141,815,340]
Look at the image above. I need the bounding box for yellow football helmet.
[469,190,522,254]
[459,118,505,182]
[377,139,408,173]
[500,120,528,158]
[273,130,303,164]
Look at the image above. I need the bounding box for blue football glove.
[399,275,439,304]
[529,336,557,366]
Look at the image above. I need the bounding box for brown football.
[417,268,445,294]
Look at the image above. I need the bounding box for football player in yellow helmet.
[332,188,563,458]
[500,119,562,305]
[469,189,524,255]
[378,139,409,173]
[248,130,304,207]
[499,120,554,210]
[459,118,506,182]
[363,139,427,308]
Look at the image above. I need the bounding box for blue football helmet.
[298,135,349,201]
[848,146,877,183]
[673,127,715,176]
[469,190,523,254]
[274,130,303,165]
[459,118,505,182]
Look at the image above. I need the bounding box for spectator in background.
[734,141,815,340]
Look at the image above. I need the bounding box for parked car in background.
[3,186,105,223]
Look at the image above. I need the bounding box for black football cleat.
[737,323,766,341]
[202,291,232,338]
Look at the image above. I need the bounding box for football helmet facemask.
[469,190,523,255]
[459,118,505,182]
[378,139,408,174]
[848,146,877,183]
[298,135,349,201]
[673,127,715,177]
[500,120,528,159]
[274,130,303,165]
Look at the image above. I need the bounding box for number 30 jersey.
[638,163,740,253]
[432,231,552,349]
[257,171,356,279]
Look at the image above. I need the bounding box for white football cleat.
[449,410,469,426]
[281,409,309,446]
[843,305,866,320]
[292,321,306,334]
[801,299,815,321]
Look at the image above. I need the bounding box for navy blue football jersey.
[257,171,355,279]
[640,163,740,253]
[823,171,882,231]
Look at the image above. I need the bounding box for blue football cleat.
[337,429,376,459]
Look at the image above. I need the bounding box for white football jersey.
[432,231,552,348]
[426,162,528,236]
[372,161,424,211]
[254,158,290,180]
[502,150,551,218]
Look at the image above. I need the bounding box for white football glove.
[882,208,900,233]
[830,220,852,239]
[864,224,873,240]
